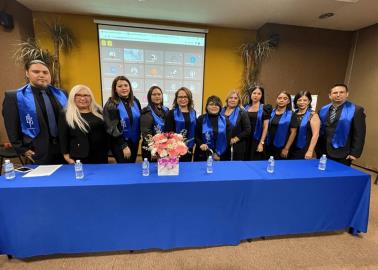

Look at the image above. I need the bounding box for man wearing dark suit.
[317,84,366,166]
[2,60,68,165]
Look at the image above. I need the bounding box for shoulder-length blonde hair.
[66,84,103,133]
[172,87,194,109]
[224,89,242,109]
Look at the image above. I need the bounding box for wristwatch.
[260,141,265,145]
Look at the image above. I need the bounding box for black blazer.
[58,112,90,159]
[2,88,66,164]
[226,109,251,156]
[194,114,231,161]
[58,111,108,163]
[140,106,168,139]
[317,103,366,159]
[140,105,168,160]
[103,97,142,148]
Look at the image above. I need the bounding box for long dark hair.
[147,85,164,107]
[293,90,312,110]
[111,75,134,106]
[248,86,265,105]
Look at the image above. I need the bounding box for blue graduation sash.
[245,104,264,140]
[173,107,196,148]
[149,105,168,133]
[202,114,227,156]
[16,84,67,139]
[221,106,240,128]
[117,100,141,143]
[296,109,312,149]
[319,101,356,148]
[268,109,293,148]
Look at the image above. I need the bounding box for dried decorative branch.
[13,18,76,88]
[13,38,55,80]
[41,19,76,88]
[240,35,279,98]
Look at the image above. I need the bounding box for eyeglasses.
[75,94,91,99]
[177,96,188,99]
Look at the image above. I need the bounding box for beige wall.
[0,1,34,142]
[346,23,378,170]
[257,23,353,108]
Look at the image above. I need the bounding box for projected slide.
[98,24,206,114]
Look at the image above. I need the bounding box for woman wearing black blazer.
[221,90,251,160]
[59,85,108,164]
[194,96,231,161]
[103,76,141,163]
[140,85,169,161]
[164,87,196,162]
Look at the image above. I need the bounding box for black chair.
[0,145,24,175]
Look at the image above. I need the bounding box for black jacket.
[2,88,67,164]
[194,113,231,161]
[58,111,108,163]
[317,103,366,159]
[225,109,251,160]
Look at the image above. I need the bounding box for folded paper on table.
[23,165,62,177]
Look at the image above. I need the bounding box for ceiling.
[16,0,378,31]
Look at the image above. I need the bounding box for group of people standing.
[2,60,366,167]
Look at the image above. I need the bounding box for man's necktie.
[41,90,58,137]
[329,106,337,124]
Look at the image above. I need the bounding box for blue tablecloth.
[0,160,371,258]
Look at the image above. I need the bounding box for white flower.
[160,150,168,157]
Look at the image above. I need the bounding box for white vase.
[157,157,179,176]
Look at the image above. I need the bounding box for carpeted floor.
[1,169,377,270]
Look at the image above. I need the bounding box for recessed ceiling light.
[319,12,335,19]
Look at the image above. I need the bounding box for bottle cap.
[76,160,81,163]
[144,158,148,161]
[4,159,10,163]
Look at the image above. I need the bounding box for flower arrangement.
[146,132,188,176]
[147,132,188,159]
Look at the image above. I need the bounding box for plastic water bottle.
[206,155,213,174]
[75,160,84,179]
[3,159,15,180]
[142,158,150,176]
[318,154,327,171]
[267,156,275,173]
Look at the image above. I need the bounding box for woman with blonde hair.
[58,84,108,164]
[165,87,196,162]
[221,89,251,160]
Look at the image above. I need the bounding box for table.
[0,160,371,258]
